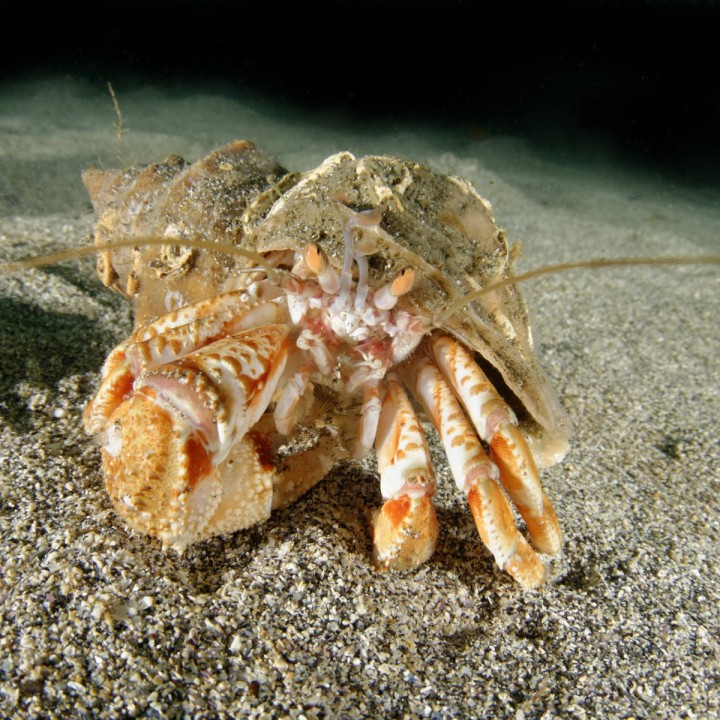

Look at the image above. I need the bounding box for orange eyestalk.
[374,267,416,310]
[303,242,339,293]
[303,242,328,275]
[391,267,415,296]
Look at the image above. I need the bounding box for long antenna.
[0,237,281,282]
[434,255,720,325]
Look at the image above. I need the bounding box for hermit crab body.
[82,141,571,588]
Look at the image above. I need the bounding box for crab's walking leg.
[431,335,562,555]
[373,377,439,570]
[408,357,545,589]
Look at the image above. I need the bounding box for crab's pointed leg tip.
[372,495,439,571]
[503,537,547,590]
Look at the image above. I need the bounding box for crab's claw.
[91,325,292,550]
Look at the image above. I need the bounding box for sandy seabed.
[0,77,718,719]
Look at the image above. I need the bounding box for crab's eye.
[374,267,416,310]
[391,267,415,297]
[303,243,328,275]
[303,243,339,294]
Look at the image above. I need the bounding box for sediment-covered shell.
[83,140,290,324]
[84,142,570,466]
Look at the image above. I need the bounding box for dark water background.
[4,0,719,186]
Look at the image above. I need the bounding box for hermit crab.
[71,140,575,589]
